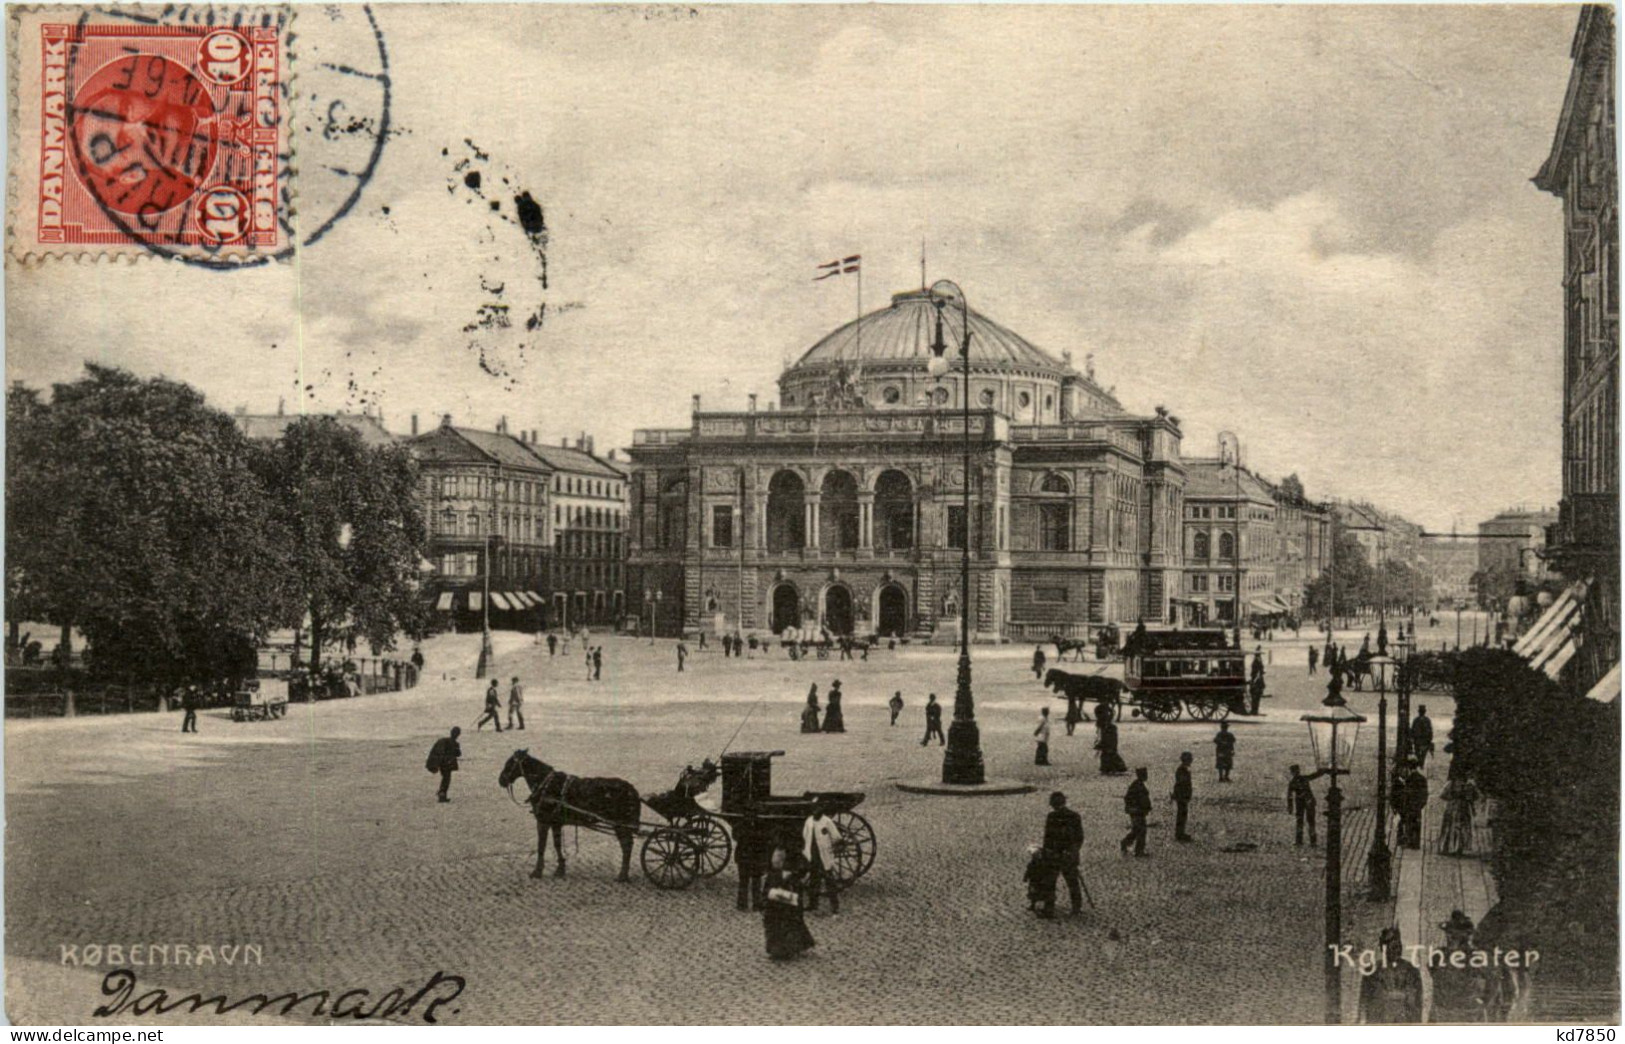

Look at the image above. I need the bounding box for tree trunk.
[308,612,325,675]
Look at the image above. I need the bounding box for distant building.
[1264,480,1332,616]
[1477,508,1559,584]
[406,415,555,633]
[1419,533,1478,609]
[1534,3,1619,697]
[1181,454,1281,626]
[232,402,396,447]
[527,434,629,630]
[1330,501,1389,566]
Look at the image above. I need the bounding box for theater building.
[627,284,1187,641]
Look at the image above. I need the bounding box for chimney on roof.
[441,413,453,429]
[561,436,568,447]
[586,435,595,455]
[692,394,701,414]
[411,413,419,436]
[748,393,758,413]
[277,397,285,416]
[497,416,508,435]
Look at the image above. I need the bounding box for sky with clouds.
[7,3,1584,530]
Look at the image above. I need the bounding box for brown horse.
[499,750,641,881]
[1044,668,1126,716]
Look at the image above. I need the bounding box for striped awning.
[1586,662,1621,704]
[1516,582,1584,680]
[490,592,512,611]
[517,592,537,608]
[530,590,545,604]
[510,592,531,608]
[468,592,483,612]
[435,591,454,612]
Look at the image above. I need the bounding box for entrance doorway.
[824,585,854,636]
[771,584,800,633]
[877,584,908,637]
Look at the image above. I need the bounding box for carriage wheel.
[1211,701,1231,721]
[828,811,877,884]
[1141,696,1183,723]
[1186,699,1217,721]
[640,828,700,890]
[673,813,733,877]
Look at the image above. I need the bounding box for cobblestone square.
[6,629,1452,1024]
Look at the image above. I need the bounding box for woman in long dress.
[1095,702,1129,775]
[800,684,821,733]
[822,681,845,733]
[762,848,816,960]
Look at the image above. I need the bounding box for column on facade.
[805,494,821,550]
[857,492,874,549]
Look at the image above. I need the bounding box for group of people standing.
[732,807,848,961]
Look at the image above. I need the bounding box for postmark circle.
[72,55,219,221]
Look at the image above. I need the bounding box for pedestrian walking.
[801,684,821,733]
[592,646,603,681]
[507,677,526,731]
[1430,911,1492,1022]
[1308,645,1319,675]
[1358,927,1423,1024]
[1287,764,1326,845]
[677,641,688,673]
[180,685,199,733]
[1095,702,1128,775]
[1171,752,1194,842]
[411,646,425,672]
[477,681,503,732]
[1410,705,1434,769]
[920,693,944,745]
[822,680,846,733]
[1039,791,1086,917]
[761,847,815,960]
[426,727,462,803]
[1032,644,1047,680]
[1033,706,1052,765]
[1120,768,1151,857]
[802,807,841,915]
[1023,844,1057,916]
[698,630,707,651]
[1213,721,1235,782]
[547,633,557,657]
[1064,691,1085,736]
[1397,760,1429,849]
[888,691,904,726]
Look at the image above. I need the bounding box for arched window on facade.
[1193,531,1210,559]
[766,470,806,551]
[1037,473,1071,551]
[820,470,860,551]
[874,469,914,551]
[659,474,688,551]
[1218,531,1235,559]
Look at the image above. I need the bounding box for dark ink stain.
[464,171,482,191]
[489,200,500,212]
[514,193,545,238]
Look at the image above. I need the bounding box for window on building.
[1190,574,1209,592]
[1218,574,1235,592]
[1193,531,1210,558]
[947,505,968,550]
[1039,502,1070,551]
[1219,532,1235,559]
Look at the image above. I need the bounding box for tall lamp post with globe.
[1303,686,1366,1023]
[926,279,986,786]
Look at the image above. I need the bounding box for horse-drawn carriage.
[229,680,288,722]
[1121,628,1247,721]
[499,748,877,891]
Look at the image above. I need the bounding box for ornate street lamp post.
[476,509,500,680]
[1303,688,1366,1024]
[1365,650,1396,901]
[926,279,985,786]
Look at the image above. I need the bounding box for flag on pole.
[814,255,861,280]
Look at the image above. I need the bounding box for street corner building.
[626,285,1187,643]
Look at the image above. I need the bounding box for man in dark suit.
[1171,752,1194,842]
[1121,768,1152,857]
[920,693,944,746]
[1410,706,1435,769]
[430,727,462,803]
[180,686,199,734]
[1041,792,1085,917]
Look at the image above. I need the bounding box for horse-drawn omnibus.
[1121,628,1247,721]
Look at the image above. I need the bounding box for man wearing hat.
[1171,752,1195,842]
[1410,705,1435,770]
[1396,759,1429,849]
[1359,926,1423,1023]
[1430,910,1490,1023]
[1121,768,1152,857]
[1040,791,1085,917]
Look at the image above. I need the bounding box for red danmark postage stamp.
[17,18,283,258]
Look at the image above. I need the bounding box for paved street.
[6,626,1456,1025]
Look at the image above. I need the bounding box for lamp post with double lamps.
[1302,687,1365,1024]
[1365,647,1397,901]
[926,279,986,786]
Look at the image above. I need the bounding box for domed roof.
[788,289,1069,374]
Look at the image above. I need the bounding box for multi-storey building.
[1266,480,1332,616]
[526,435,629,629]
[1477,508,1559,584]
[626,284,1186,641]
[1534,3,1619,696]
[406,415,555,631]
[1419,533,1479,609]
[1180,454,1283,626]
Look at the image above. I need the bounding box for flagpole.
[856,260,863,362]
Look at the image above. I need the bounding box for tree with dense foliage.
[1278,473,1306,502]
[5,366,298,684]
[252,416,430,672]
[1301,525,1374,619]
